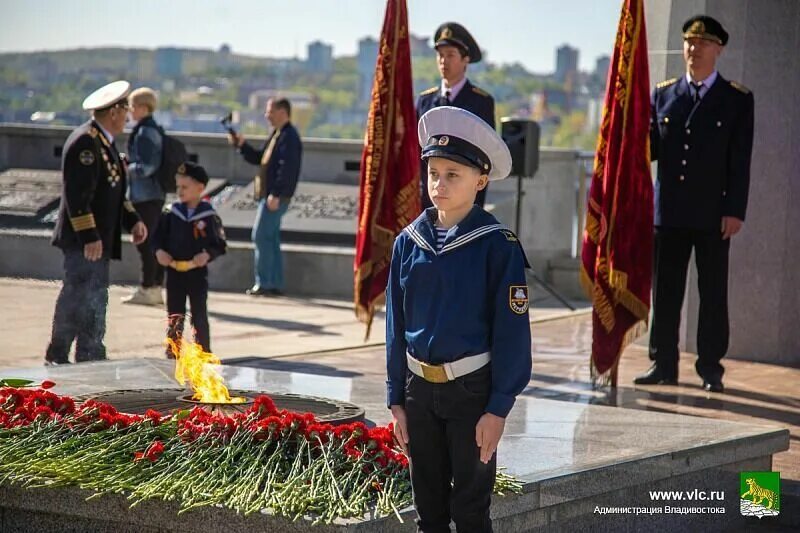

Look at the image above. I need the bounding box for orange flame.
[166,338,246,404]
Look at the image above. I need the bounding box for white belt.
[406,352,490,384]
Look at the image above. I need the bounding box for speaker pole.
[512,173,575,311]
[514,173,523,235]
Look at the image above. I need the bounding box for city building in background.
[0,36,609,148]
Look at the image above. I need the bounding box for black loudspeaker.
[500,118,540,177]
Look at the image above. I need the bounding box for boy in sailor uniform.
[153,162,227,356]
[386,106,532,532]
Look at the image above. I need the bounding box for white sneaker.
[122,286,163,306]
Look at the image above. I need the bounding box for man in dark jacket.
[635,16,754,393]
[229,97,302,296]
[46,80,147,365]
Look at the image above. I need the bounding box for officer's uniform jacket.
[152,201,227,264]
[416,79,495,129]
[52,120,140,259]
[650,74,754,229]
[385,206,532,418]
[416,80,496,206]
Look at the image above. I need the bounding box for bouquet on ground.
[0,382,521,524]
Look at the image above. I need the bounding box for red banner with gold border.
[354,0,420,336]
[580,0,653,383]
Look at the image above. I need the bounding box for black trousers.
[165,268,210,353]
[405,365,495,533]
[649,227,730,380]
[46,249,109,363]
[133,199,164,288]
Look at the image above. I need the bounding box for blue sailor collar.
[404,205,507,255]
[170,201,217,222]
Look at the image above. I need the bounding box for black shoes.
[633,364,678,385]
[246,286,283,297]
[44,359,71,367]
[702,378,724,393]
[633,364,725,392]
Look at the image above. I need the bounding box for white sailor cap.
[418,106,512,181]
[82,80,131,111]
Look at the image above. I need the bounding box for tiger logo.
[741,478,779,510]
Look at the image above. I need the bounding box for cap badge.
[177,164,186,174]
[689,20,706,34]
[438,136,450,146]
[441,27,452,39]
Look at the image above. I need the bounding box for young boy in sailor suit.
[386,106,532,532]
[153,162,226,356]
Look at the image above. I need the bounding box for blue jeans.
[252,198,289,290]
[46,249,110,363]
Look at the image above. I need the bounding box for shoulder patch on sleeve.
[420,86,438,95]
[729,80,751,94]
[656,78,679,89]
[471,86,490,97]
[79,149,95,166]
[509,285,529,315]
[499,229,519,242]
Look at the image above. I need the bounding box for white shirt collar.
[686,70,718,97]
[441,76,468,101]
[96,123,114,144]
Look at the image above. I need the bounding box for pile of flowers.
[0,383,521,524]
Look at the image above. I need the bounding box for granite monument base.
[0,359,791,532]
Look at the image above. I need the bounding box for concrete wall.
[0,229,354,299]
[646,0,800,366]
[0,124,364,185]
[487,149,582,276]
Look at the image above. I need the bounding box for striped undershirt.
[435,226,449,251]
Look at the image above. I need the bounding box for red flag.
[354,0,420,336]
[580,0,653,384]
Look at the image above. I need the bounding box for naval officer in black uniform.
[45,81,147,365]
[416,22,496,208]
[635,16,754,393]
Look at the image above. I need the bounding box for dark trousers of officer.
[46,249,110,363]
[649,227,730,380]
[133,199,164,288]
[405,365,495,533]
[165,268,210,354]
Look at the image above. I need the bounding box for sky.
[0,0,621,73]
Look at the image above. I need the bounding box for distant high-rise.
[555,44,579,84]
[357,37,379,103]
[594,55,611,84]
[155,47,184,78]
[307,41,334,74]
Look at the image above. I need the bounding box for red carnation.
[251,395,278,418]
[145,409,163,425]
[145,440,165,462]
[40,380,56,389]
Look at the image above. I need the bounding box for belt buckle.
[419,361,448,383]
